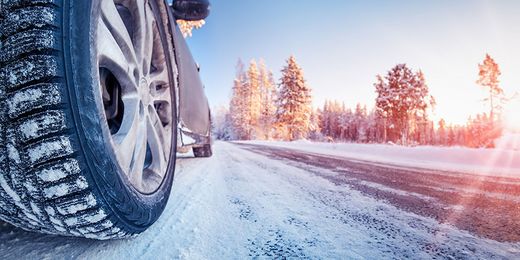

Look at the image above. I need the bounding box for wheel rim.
[96,0,173,194]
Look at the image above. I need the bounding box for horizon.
[187,0,520,126]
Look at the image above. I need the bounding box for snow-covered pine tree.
[374,64,435,145]
[447,126,456,146]
[320,100,331,138]
[246,60,261,139]
[212,105,233,140]
[276,56,313,141]
[329,101,341,139]
[258,60,277,140]
[428,121,436,145]
[412,113,431,145]
[467,113,501,148]
[229,60,250,140]
[229,81,242,139]
[469,114,485,148]
[338,102,348,140]
[308,108,322,141]
[365,109,379,143]
[437,119,447,146]
[353,103,368,142]
[339,103,352,141]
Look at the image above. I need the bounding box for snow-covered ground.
[0,142,519,259]
[245,138,520,177]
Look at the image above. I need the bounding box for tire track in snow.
[236,142,520,243]
[231,142,520,259]
[218,145,314,258]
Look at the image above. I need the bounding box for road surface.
[0,141,519,259]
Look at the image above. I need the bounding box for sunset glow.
[503,98,520,132]
[191,0,520,130]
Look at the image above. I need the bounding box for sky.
[185,0,520,125]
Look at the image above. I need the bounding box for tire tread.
[0,0,129,239]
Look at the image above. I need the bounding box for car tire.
[0,0,177,239]
[193,144,212,158]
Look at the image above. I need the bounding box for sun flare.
[503,99,520,132]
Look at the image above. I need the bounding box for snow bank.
[243,140,520,177]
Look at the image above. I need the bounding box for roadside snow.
[496,132,520,151]
[244,140,520,177]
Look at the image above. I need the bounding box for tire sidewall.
[65,0,177,232]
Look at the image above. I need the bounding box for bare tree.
[477,54,503,121]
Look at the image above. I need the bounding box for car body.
[166,4,212,151]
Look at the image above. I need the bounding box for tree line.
[213,54,505,148]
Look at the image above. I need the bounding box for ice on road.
[0,142,519,259]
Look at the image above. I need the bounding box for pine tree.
[246,60,261,139]
[229,60,249,140]
[448,126,456,146]
[308,108,322,141]
[354,103,368,142]
[412,112,431,145]
[276,56,313,140]
[339,103,352,141]
[366,109,378,143]
[374,64,435,145]
[437,119,447,146]
[320,101,330,138]
[212,105,233,140]
[258,60,277,140]
[229,59,278,141]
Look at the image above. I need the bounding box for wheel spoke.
[146,107,170,177]
[129,121,148,188]
[142,14,155,76]
[97,16,138,94]
[113,98,141,171]
[99,1,139,71]
[133,1,155,76]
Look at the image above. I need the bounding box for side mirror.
[171,0,210,21]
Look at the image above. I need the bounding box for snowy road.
[1,142,519,259]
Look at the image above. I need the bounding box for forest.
[213,54,507,148]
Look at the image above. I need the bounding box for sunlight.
[503,99,520,132]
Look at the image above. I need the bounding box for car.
[0,0,212,239]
